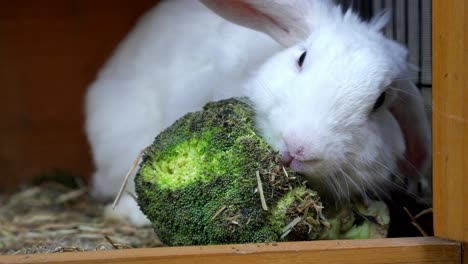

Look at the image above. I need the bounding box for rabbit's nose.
[292,146,305,158]
[283,131,323,163]
[284,139,308,160]
[286,144,323,164]
[283,132,304,157]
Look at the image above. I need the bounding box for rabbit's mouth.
[289,159,303,172]
[281,150,323,174]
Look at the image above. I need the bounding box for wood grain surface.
[432,0,468,260]
[0,237,461,264]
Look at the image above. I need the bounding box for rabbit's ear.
[200,0,313,46]
[390,80,431,182]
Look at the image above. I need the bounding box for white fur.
[85,0,431,225]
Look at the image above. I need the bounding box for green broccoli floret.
[135,98,325,246]
[135,98,390,246]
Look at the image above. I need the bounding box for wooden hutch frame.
[0,0,466,263]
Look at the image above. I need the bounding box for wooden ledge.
[0,237,461,264]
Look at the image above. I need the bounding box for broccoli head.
[135,98,326,246]
[135,98,390,246]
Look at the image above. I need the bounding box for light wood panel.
[0,237,461,264]
[432,0,468,261]
[0,0,158,191]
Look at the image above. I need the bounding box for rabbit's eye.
[373,92,386,111]
[297,50,307,67]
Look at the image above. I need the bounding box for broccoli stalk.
[135,98,389,246]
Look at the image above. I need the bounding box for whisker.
[337,165,364,199]
[326,168,343,202]
[387,85,424,99]
[390,149,428,180]
[327,160,350,203]
[358,172,385,200]
[351,156,429,205]
[256,77,275,99]
[343,156,390,201]
[321,163,347,205]
[340,169,351,203]
[392,77,419,83]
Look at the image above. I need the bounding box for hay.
[0,181,162,255]
[0,173,434,254]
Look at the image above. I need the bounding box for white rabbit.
[85,0,431,226]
